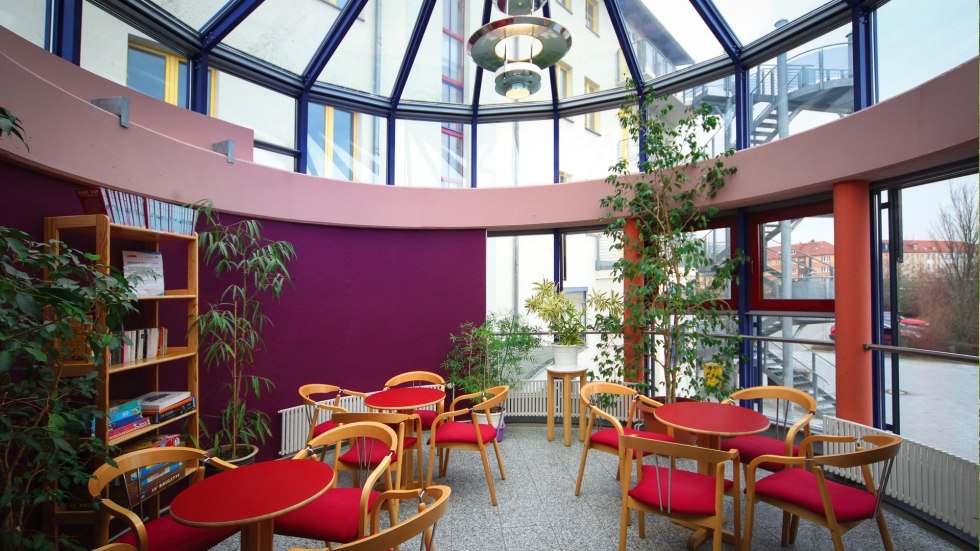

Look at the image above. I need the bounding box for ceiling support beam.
[390,0,438,107]
[302,0,370,90]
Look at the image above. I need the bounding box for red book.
[76,188,111,218]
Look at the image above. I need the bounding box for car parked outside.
[829,312,929,345]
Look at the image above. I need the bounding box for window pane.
[760,214,835,300]
[127,47,167,101]
[149,0,227,31]
[747,24,853,147]
[487,233,554,316]
[307,103,386,184]
[876,0,979,100]
[693,227,734,300]
[253,148,295,171]
[0,0,49,48]
[213,70,295,148]
[177,60,188,108]
[476,119,554,187]
[396,119,468,187]
[559,106,620,181]
[564,231,623,374]
[712,0,828,45]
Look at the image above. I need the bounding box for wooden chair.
[721,385,817,473]
[298,384,368,443]
[275,421,398,545]
[331,411,424,490]
[91,543,138,551]
[383,371,446,430]
[618,434,741,551]
[426,385,508,506]
[743,433,902,551]
[286,485,451,551]
[87,446,238,551]
[575,381,673,496]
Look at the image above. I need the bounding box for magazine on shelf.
[150,397,195,424]
[137,390,192,412]
[122,250,165,296]
[107,416,151,440]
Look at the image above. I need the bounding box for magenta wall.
[0,163,486,460]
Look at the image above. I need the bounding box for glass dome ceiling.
[98,0,857,120]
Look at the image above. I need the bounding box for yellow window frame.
[128,42,216,113]
[324,106,359,181]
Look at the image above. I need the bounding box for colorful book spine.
[150,398,195,424]
[108,397,142,416]
[107,417,151,440]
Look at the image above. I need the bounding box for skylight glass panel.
[400,0,474,104]
[543,0,629,99]
[152,0,229,31]
[712,0,834,45]
[318,0,424,97]
[221,0,342,75]
[630,0,724,74]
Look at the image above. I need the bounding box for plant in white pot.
[524,280,623,369]
[192,200,296,463]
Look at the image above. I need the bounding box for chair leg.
[478,448,499,506]
[489,437,506,480]
[788,513,800,544]
[425,445,437,488]
[731,488,741,551]
[741,494,756,551]
[780,511,792,545]
[876,511,895,551]
[574,446,590,496]
[439,449,450,477]
[618,501,630,551]
[830,528,846,551]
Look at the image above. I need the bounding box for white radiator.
[823,416,979,538]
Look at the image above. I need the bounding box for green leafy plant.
[0,106,28,151]
[601,86,744,402]
[524,280,587,346]
[192,201,296,460]
[442,313,538,396]
[0,227,135,550]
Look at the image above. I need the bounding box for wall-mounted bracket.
[90,96,129,128]
[212,140,235,163]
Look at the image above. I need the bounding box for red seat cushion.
[116,515,236,551]
[753,467,878,523]
[415,409,438,430]
[590,426,674,455]
[275,487,381,543]
[431,421,496,444]
[720,435,798,471]
[312,419,340,438]
[630,465,734,516]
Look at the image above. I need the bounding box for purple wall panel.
[1,161,487,460]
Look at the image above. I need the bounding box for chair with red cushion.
[743,432,902,551]
[575,381,674,497]
[382,371,446,430]
[275,421,398,546]
[87,446,239,551]
[331,411,423,490]
[618,434,741,551]
[298,384,368,443]
[720,385,817,474]
[426,385,509,506]
[286,485,452,551]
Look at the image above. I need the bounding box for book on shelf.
[75,187,198,235]
[120,461,185,507]
[107,416,151,440]
[111,327,168,365]
[108,412,145,430]
[76,188,111,217]
[150,397,195,424]
[137,390,192,413]
[122,433,181,454]
[108,396,142,417]
[122,250,165,296]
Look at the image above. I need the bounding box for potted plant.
[0,106,28,151]
[442,313,537,438]
[524,279,623,369]
[192,200,296,463]
[600,86,743,404]
[0,226,135,550]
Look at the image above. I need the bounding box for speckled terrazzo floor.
[209,424,971,551]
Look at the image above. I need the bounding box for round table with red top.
[170,459,334,551]
[654,400,770,450]
[364,386,446,411]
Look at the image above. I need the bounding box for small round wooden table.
[170,459,334,551]
[364,387,446,412]
[546,366,588,446]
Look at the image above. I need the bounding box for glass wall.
[758,212,835,302]
[307,103,386,184]
[558,106,623,182]
[476,119,554,187]
[212,70,296,157]
[395,119,470,188]
[0,0,47,48]
[486,233,554,317]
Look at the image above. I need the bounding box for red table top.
[170,459,334,527]
[364,387,445,410]
[654,401,770,438]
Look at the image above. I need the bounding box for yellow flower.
[703,362,724,389]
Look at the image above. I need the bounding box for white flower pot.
[552,344,580,369]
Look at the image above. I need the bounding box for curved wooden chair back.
[743,432,902,551]
[722,385,817,473]
[330,411,424,490]
[575,381,671,497]
[87,446,238,551]
[426,386,509,506]
[619,434,740,551]
[92,544,139,551]
[288,485,452,551]
[277,422,398,544]
[298,384,368,443]
[383,371,446,389]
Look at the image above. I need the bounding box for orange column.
[623,218,643,382]
[833,180,872,424]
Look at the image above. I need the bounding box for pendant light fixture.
[468,1,571,100]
